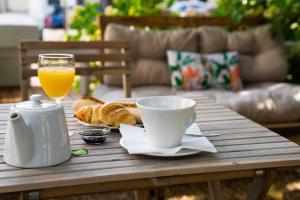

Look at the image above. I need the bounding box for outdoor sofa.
[93,16,300,131]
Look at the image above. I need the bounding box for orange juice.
[38,67,75,99]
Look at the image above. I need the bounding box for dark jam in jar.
[79,127,110,145]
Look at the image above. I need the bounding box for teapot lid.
[15,94,59,110]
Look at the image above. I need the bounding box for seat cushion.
[228,90,300,124]
[94,82,300,124]
[93,85,173,101]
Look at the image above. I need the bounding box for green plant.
[104,0,175,16]
[212,0,300,41]
[65,2,101,93]
[65,2,101,41]
[287,44,300,83]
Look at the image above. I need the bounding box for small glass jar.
[79,127,111,145]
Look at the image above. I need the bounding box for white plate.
[76,118,116,129]
[76,118,143,130]
[119,138,201,157]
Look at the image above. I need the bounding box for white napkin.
[119,124,217,155]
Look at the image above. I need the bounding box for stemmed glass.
[38,54,75,103]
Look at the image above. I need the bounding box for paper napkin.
[119,124,217,155]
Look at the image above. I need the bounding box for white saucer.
[119,138,201,157]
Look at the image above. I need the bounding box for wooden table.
[0,95,300,200]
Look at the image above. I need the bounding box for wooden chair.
[20,41,132,100]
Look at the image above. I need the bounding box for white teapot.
[4,94,71,168]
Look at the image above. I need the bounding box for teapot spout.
[9,112,29,132]
[4,112,34,166]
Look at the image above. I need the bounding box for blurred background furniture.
[20,41,131,100]
[96,16,300,132]
[0,0,41,87]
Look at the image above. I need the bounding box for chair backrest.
[99,16,265,38]
[20,41,131,100]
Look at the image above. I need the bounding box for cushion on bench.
[103,23,287,87]
[197,25,287,82]
[228,91,300,124]
[94,82,300,124]
[104,24,197,86]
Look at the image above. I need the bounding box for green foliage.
[287,44,300,83]
[65,2,101,93]
[104,0,175,16]
[212,0,300,41]
[65,1,176,92]
[65,2,101,41]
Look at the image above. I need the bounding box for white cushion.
[93,85,173,101]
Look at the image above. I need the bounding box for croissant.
[75,103,136,127]
[72,96,104,112]
[114,102,141,123]
[126,107,142,123]
[100,102,136,127]
[75,105,102,124]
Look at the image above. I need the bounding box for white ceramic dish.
[119,138,200,157]
[76,118,113,128]
[76,118,143,130]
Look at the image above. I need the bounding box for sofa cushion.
[252,48,287,81]
[104,23,197,86]
[167,50,206,90]
[167,50,243,91]
[93,85,173,101]
[105,23,197,60]
[103,59,171,86]
[197,24,287,83]
[93,82,300,124]
[227,30,255,54]
[198,26,228,53]
[228,91,300,124]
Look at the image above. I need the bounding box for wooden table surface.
[0,95,300,199]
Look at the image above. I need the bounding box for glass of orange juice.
[38,54,75,103]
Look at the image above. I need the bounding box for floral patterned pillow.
[167,50,243,91]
